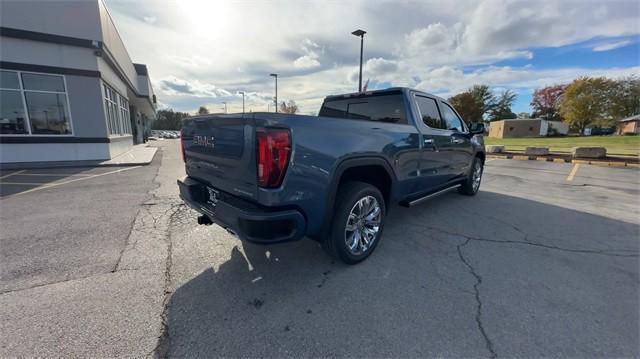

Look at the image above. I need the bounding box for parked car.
[584,127,616,136]
[178,87,486,264]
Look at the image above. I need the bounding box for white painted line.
[566,163,580,181]
[2,166,142,199]
[0,182,50,186]
[0,170,25,180]
[13,173,93,177]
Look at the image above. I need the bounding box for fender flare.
[313,155,397,240]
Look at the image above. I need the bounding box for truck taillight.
[180,130,186,162]
[257,128,291,188]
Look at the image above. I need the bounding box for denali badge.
[193,135,215,149]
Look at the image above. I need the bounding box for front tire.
[458,156,483,196]
[323,181,386,264]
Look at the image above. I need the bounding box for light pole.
[270,73,278,112]
[351,29,366,92]
[239,92,245,113]
[222,101,227,114]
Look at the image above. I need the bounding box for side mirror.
[469,122,485,135]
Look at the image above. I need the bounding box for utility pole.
[351,29,366,92]
[222,101,227,114]
[270,73,278,112]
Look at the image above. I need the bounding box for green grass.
[484,135,640,156]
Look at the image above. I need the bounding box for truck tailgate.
[182,116,258,200]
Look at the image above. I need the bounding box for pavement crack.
[456,239,498,359]
[406,222,638,258]
[151,202,186,358]
[0,269,139,296]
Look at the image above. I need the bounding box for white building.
[0,0,156,164]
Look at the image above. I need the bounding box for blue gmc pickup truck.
[178,87,485,264]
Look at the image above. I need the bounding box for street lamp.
[269,73,278,113]
[351,29,366,92]
[239,92,245,113]
[222,101,227,114]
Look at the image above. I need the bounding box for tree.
[279,100,298,114]
[488,89,517,121]
[559,77,615,133]
[197,106,210,115]
[448,92,483,123]
[517,112,531,119]
[530,84,567,121]
[610,76,640,120]
[154,108,190,130]
[469,84,496,118]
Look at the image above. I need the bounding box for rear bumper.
[177,176,306,243]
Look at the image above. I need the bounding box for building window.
[0,70,72,135]
[103,83,131,136]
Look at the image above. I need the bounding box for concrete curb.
[0,146,157,170]
[487,154,639,168]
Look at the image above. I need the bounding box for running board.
[400,184,461,207]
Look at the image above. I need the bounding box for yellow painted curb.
[484,154,638,168]
[570,159,637,168]
[572,159,591,165]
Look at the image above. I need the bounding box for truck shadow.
[163,191,640,357]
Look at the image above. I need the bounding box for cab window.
[440,102,465,132]
[415,95,444,129]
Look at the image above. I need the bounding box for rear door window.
[415,96,444,129]
[319,93,408,124]
[440,102,465,132]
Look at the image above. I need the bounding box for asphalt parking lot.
[1,140,638,357]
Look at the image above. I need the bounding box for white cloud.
[293,55,321,69]
[592,40,633,52]
[104,0,640,114]
[156,76,231,98]
[142,16,156,24]
[293,39,322,69]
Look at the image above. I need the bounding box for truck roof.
[323,87,445,102]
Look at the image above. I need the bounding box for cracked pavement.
[1,141,638,357]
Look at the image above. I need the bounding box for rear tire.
[323,181,386,264]
[458,156,483,196]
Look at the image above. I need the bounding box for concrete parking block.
[525,146,549,156]
[572,147,607,159]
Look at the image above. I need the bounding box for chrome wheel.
[344,195,382,255]
[472,161,482,192]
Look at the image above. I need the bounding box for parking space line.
[0,170,26,180]
[1,182,59,186]
[566,163,580,181]
[2,166,142,198]
[14,173,93,177]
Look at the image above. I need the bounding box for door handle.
[424,138,434,144]
[451,137,464,144]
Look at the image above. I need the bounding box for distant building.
[617,115,640,135]
[0,0,156,164]
[488,119,569,138]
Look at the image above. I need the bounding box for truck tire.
[458,156,483,196]
[323,181,386,264]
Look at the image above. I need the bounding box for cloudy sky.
[105,0,640,115]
